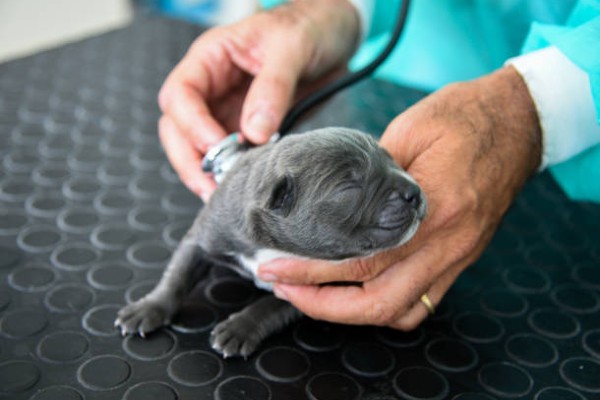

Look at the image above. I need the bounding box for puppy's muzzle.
[377,182,426,230]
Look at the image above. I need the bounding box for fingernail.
[203,133,222,148]
[247,111,274,142]
[190,182,207,201]
[199,191,210,203]
[191,180,215,203]
[273,286,288,301]
[259,272,278,283]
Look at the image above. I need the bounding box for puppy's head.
[250,127,427,259]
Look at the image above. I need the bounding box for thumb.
[241,55,303,144]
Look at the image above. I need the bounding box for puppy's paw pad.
[210,316,261,358]
[115,300,171,337]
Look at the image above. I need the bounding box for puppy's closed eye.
[338,180,362,194]
[268,175,296,216]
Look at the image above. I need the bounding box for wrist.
[470,66,543,178]
[286,0,361,75]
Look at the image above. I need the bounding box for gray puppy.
[115,127,427,357]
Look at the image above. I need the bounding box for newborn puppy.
[115,127,427,358]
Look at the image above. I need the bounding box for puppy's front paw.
[114,299,173,337]
[210,313,262,358]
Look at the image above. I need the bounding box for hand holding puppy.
[159,0,544,332]
[259,66,542,329]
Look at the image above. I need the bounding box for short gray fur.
[115,127,426,358]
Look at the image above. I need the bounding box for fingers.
[258,230,423,285]
[379,101,445,172]
[259,258,371,285]
[158,36,232,150]
[273,283,365,322]
[158,26,306,196]
[159,80,227,152]
[158,41,232,200]
[240,49,304,143]
[272,250,465,329]
[272,243,447,326]
[387,259,465,330]
[158,115,217,201]
[259,255,391,285]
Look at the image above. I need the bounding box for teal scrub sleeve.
[521,0,600,202]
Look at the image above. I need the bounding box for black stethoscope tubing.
[202,0,410,178]
[278,0,410,135]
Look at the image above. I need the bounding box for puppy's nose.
[400,184,421,210]
[377,184,423,229]
[389,183,422,211]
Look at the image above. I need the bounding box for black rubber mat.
[1,16,599,400]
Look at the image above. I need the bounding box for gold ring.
[420,293,435,315]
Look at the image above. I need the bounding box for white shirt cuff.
[506,46,600,170]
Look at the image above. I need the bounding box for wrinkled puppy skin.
[115,127,427,358]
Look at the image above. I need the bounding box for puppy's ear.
[268,175,295,216]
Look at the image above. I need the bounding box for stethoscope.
[203,0,410,183]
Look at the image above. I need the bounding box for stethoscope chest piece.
[202,132,280,183]
[202,133,250,183]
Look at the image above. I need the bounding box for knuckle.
[392,317,421,331]
[288,29,313,56]
[189,29,217,52]
[291,267,314,285]
[462,188,480,211]
[452,226,485,260]
[157,85,170,112]
[366,299,398,326]
[437,188,479,227]
[346,258,377,282]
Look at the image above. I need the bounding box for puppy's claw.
[210,315,262,358]
[115,299,172,339]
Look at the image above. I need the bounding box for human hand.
[157,0,360,200]
[258,66,542,329]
